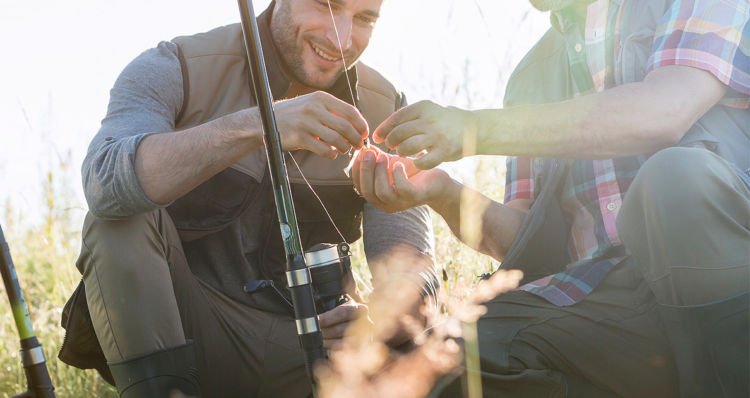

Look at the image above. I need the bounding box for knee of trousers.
[77,208,177,278]
[618,147,740,237]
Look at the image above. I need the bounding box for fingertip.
[393,161,406,173]
[353,149,364,163]
[357,112,369,135]
[393,162,408,182]
[372,128,384,144]
[363,149,375,162]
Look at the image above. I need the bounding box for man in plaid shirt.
[352,0,749,396]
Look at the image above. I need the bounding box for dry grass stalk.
[318,249,522,398]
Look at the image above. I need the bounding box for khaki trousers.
[77,208,309,398]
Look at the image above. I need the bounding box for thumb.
[392,162,416,194]
[393,155,421,177]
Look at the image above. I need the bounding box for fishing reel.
[304,242,352,313]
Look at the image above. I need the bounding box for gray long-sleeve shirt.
[83,41,435,285]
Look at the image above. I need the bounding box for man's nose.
[326,14,353,51]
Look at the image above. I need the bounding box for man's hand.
[275,91,369,159]
[372,100,477,169]
[319,298,371,349]
[351,146,451,213]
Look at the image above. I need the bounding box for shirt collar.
[258,2,359,106]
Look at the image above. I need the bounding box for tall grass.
[1,168,117,397]
[0,156,506,398]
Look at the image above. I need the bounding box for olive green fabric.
[78,208,311,397]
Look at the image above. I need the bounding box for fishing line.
[287,152,348,243]
[280,0,365,244]
[325,0,358,121]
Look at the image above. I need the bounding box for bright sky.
[0,0,549,226]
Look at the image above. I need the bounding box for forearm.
[363,203,435,284]
[367,251,435,345]
[476,67,724,159]
[428,179,526,262]
[475,85,668,158]
[135,108,264,204]
[363,202,436,343]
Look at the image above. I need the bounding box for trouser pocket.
[58,280,113,384]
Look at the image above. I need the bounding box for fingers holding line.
[320,110,368,150]
[301,134,339,159]
[395,133,435,158]
[381,119,430,152]
[373,104,422,145]
[413,147,445,170]
[320,94,369,143]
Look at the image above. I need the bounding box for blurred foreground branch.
[318,256,522,398]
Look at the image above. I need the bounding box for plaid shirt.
[507,0,750,306]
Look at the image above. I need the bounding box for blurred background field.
[0,157,506,397]
[1,1,548,396]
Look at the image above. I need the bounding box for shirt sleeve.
[647,0,750,102]
[82,41,184,218]
[362,203,438,296]
[504,156,536,203]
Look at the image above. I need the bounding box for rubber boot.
[657,292,749,398]
[109,341,201,398]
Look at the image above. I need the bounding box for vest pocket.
[167,168,260,240]
[291,183,364,245]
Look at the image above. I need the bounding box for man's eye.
[356,15,377,27]
[317,0,339,11]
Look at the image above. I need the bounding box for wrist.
[425,172,460,213]
[217,108,264,149]
[464,108,482,155]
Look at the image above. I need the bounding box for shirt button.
[607,202,618,212]
[575,43,583,53]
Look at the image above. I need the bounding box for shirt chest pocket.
[615,0,673,84]
[618,28,654,84]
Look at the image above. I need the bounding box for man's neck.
[284,80,317,98]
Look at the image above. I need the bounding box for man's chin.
[298,69,344,91]
[301,78,337,92]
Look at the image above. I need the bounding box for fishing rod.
[1,225,56,398]
[236,0,327,393]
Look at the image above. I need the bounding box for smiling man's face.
[271,0,383,90]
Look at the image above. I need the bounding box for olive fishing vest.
[500,0,749,282]
[168,14,404,314]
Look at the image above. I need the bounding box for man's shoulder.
[172,23,244,60]
[354,63,403,129]
[355,63,400,104]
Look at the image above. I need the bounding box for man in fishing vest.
[353,0,749,396]
[57,0,437,397]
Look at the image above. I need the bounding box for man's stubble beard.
[270,2,342,90]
